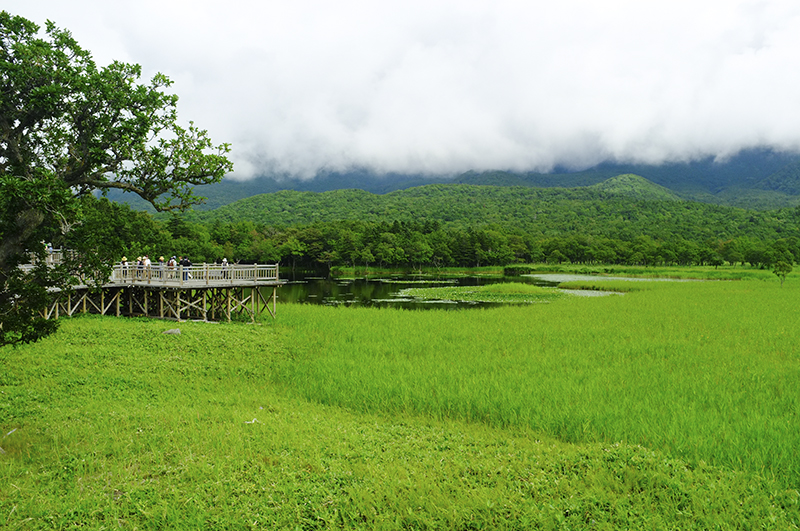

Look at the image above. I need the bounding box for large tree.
[0,12,233,346]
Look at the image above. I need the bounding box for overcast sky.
[6,1,800,179]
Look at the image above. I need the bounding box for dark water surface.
[275,274,558,310]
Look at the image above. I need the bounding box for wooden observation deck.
[41,262,284,323]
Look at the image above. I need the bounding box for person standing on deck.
[222,257,229,279]
[143,255,152,280]
[168,256,177,279]
[121,256,128,278]
[180,256,192,281]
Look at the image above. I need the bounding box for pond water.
[276,274,561,310]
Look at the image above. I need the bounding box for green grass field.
[1,271,799,529]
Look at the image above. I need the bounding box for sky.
[6,1,800,180]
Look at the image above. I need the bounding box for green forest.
[77,174,800,273]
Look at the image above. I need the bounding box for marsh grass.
[525,263,779,281]
[399,282,566,303]
[558,279,660,292]
[274,279,800,490]
[1,275,799,528]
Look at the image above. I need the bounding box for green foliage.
[588,173,682,201]
[158,177,800,273]
[0,11,232,346]
[184,183,800,246]
[772,260,792,286]
[757,159,800,195]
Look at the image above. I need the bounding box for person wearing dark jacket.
[179,256,192,281]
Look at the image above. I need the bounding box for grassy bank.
[516,263,779,280]
[1,274,799,528]
[330,263,779,281]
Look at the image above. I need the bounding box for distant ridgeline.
[178,177,798,244]
[107,147,800,212]
[88,176,800,270]
[97,151,800,270]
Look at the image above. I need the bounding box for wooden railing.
[27,248,70,265]
[109,263,280,286]
[21,251,280,287]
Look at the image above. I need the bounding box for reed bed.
[273,278,800,489]
[399,282,567,303]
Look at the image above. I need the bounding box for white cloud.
[6,0,800,179]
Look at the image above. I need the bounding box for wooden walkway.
[40,262,285,323]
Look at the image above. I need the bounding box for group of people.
[120,255,194,280]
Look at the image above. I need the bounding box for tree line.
[69,197,799,274]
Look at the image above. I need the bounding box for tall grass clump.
[272,278,800,489]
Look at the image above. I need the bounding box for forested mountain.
[181,179,800,244]
[756,159,800,195]
[108,147,800,212]
[587,174,682,202]
[83,172,800,273]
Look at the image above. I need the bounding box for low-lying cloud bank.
[6,1,800,179]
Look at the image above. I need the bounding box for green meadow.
[1,271,799,529]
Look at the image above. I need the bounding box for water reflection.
[276,274,557,310]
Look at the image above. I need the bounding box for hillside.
[587,174,682,201]
[182,179,800,243]
[109,148,800,212]
[756,159,800,195]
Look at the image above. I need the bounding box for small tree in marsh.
[772,261,792,287]
[0,12,233,346]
